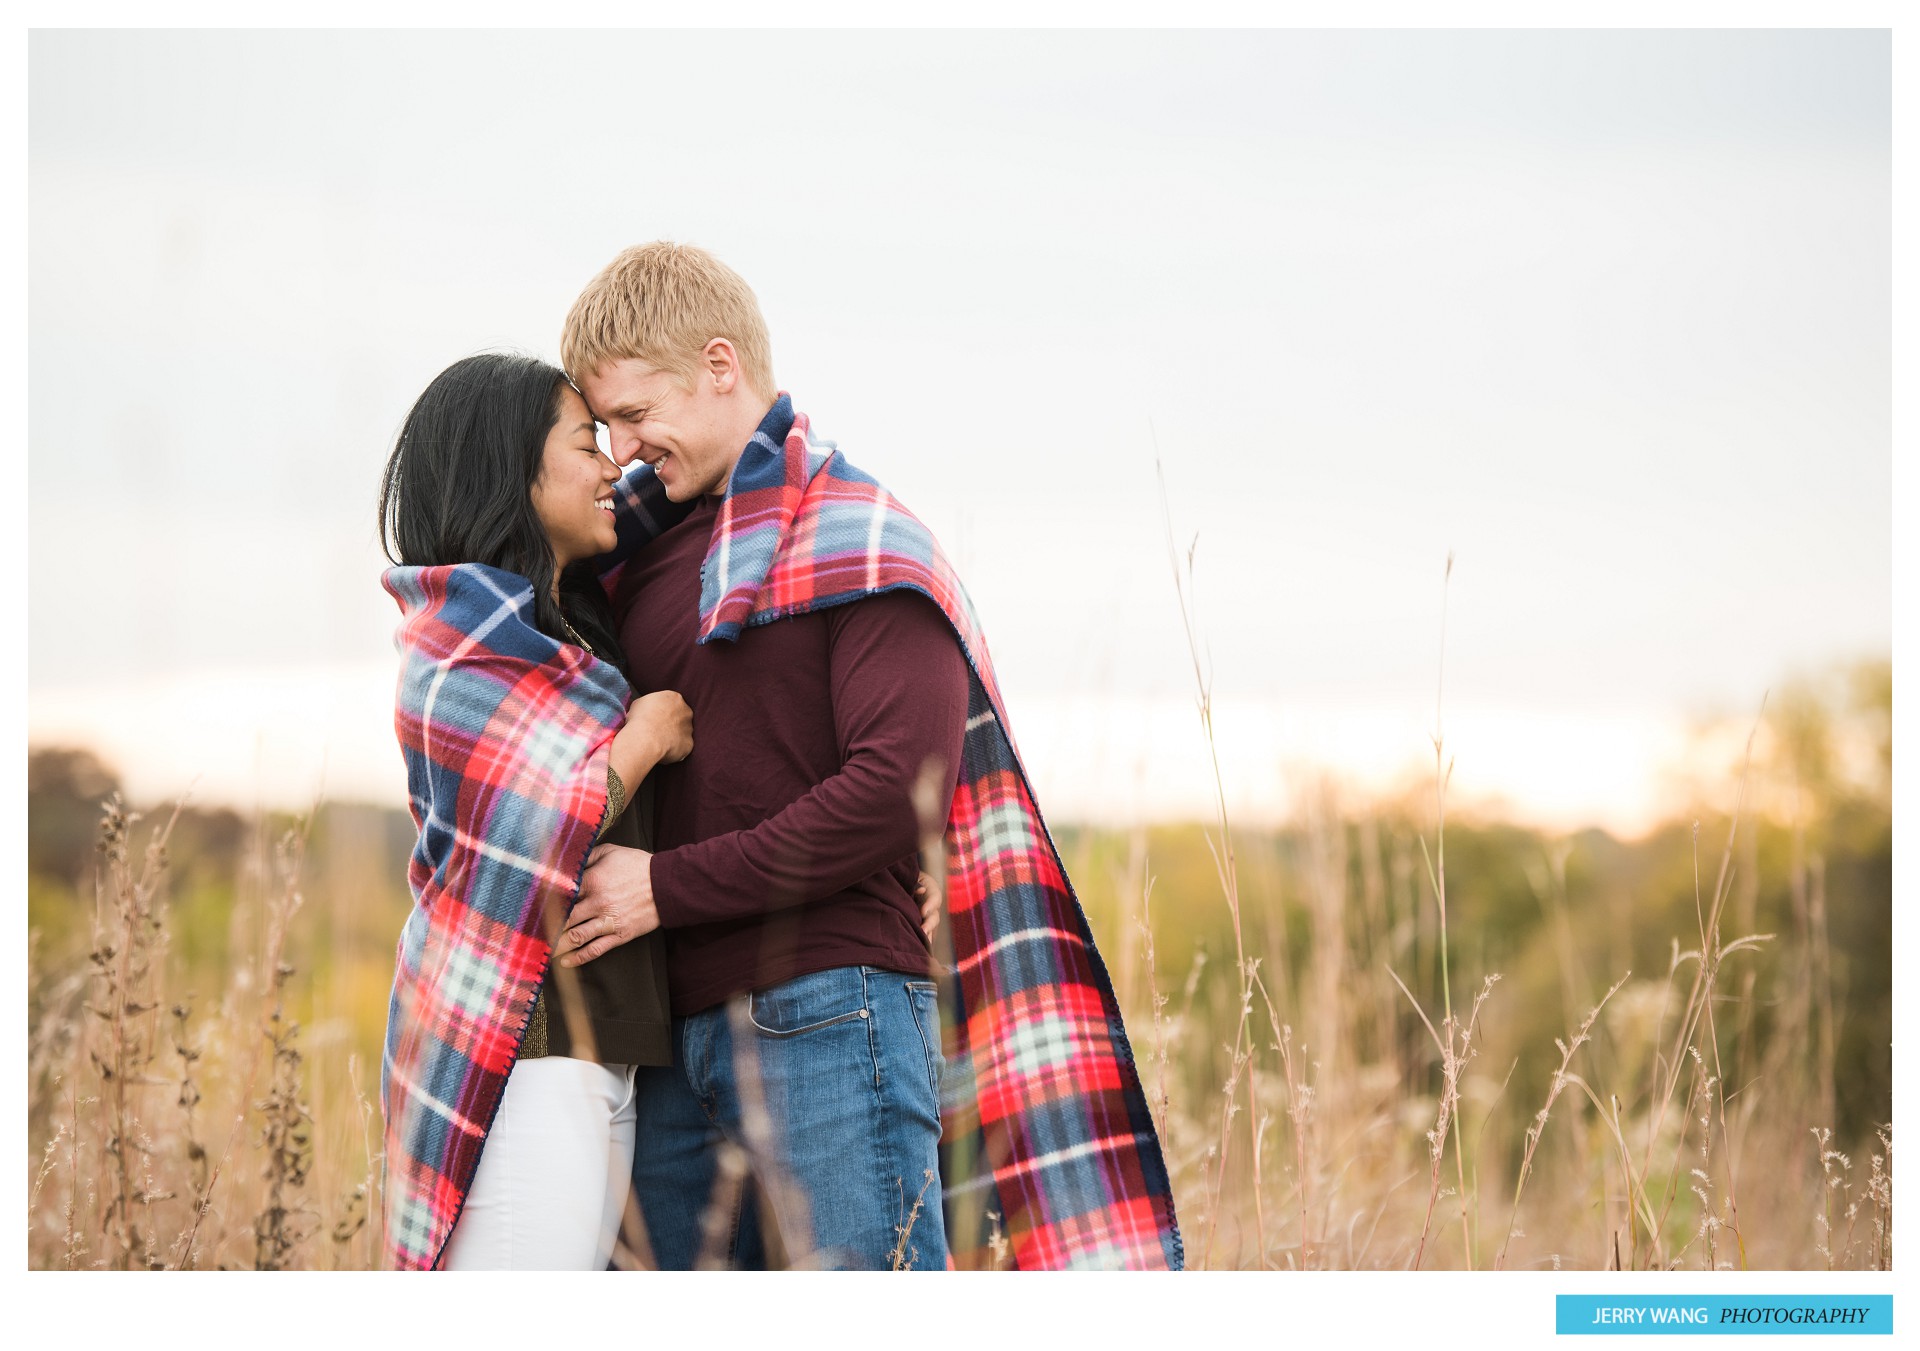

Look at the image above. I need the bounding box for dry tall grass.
[28,799,379,1270]
[24,593,1893,1270]
[1079,531,1893,1271]
[1083,784,1892,1271]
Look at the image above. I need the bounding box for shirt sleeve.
[648,589,970,926]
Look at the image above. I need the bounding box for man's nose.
[609,434,642,468]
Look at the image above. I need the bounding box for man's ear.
[702,338,740,396]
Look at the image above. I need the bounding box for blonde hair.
[560,241,775,399]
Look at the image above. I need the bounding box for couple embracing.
[375,243,1181,1271]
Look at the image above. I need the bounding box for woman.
[375,352,693,1270]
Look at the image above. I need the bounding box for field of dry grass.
[26,713,1889,1274]
[1073,784,1893,1272]
[24,627,1892,1269]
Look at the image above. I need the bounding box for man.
[551,242,1180,1270]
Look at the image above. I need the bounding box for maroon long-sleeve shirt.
[614,494,971,1015]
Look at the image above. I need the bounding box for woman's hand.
[628,689,694,764]
[606,690,693,788]
[554,844,659,967]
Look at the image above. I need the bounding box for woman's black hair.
[378,352,630,679]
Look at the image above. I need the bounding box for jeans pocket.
[903,980,946,1109]
[747,965,872,1039]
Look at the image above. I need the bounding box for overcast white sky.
[26,28,1890,832]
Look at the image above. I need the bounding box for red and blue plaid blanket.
[380,564,626,1268]
[700,396,1182,1269]
[378,464,687,1269]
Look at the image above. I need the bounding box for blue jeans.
[628,964,949,1270]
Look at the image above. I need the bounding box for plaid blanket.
[377,465,688,1270]
[701,396,1183,1270]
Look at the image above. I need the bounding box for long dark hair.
[378,352,629,678]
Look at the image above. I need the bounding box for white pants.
[440,1057,638,1270]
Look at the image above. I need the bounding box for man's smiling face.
[576,357,739,502]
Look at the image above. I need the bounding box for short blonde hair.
[560,241,775,399]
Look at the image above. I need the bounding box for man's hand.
[555,844,660,967]
[916,870,941,940]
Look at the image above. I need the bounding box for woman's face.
[531,385,620,572]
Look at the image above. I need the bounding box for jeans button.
[858,1009,870,1019]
